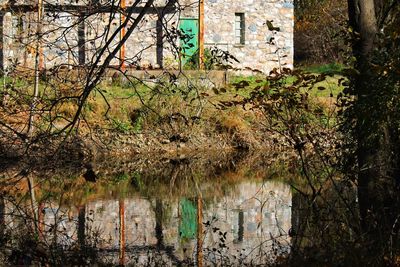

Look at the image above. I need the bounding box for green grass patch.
[308,75,344,98]
[301,62,345,75]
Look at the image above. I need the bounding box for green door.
[179,18,199,67]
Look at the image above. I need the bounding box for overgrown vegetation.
[1,0,400,265]
[294,0,350,64]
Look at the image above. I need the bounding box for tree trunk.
[347,1,400,261]
[348,0,379,232]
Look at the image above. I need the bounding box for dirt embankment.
[0,104,293,172]
[0,121,291,176]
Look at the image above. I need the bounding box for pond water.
[0,152,298,265]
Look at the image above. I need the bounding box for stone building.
[0,0,293,74]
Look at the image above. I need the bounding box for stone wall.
[0,0,293,74]
[204,0,294,73]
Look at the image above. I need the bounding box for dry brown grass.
[56,101,78,118]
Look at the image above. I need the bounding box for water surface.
[1,152,293,266]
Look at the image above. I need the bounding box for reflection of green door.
[179,18,199,67]
[179,198,197,239]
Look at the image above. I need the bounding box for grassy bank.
[0,68,344,159]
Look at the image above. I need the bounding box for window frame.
[234,13,245,45]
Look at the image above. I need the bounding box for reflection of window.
[235,13,245,45]
[234,210,244,243]
[238,210,244,242]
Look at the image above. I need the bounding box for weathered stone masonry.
[0,0,293,74]
[203,0,294,72]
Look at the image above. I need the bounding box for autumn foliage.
[294,0,350,64]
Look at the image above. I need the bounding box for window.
[235,13,245,45]
[11,15,24,43]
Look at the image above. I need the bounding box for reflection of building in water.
[202,181,291,264]
[4,181,291,265]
